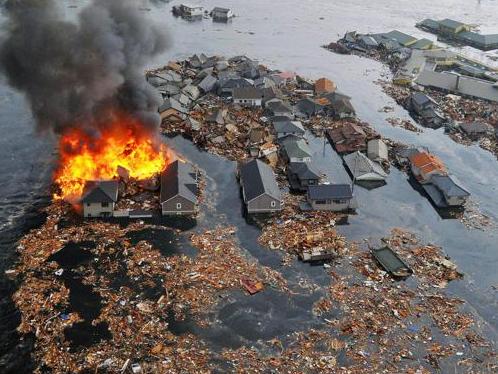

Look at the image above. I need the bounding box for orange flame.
[53,114,170,202]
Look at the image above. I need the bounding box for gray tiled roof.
[308,184,353,200]
[233,87,264,100]
[273,120,304,134]
[160,161,197,204]
[288,162,320,180]
[431,175,470,197]
[240,159,281,202]
[81,180,119,203]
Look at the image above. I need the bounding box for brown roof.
[315,78,337,94]
[326,122,367,154]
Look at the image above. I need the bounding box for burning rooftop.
[53,113,170,202]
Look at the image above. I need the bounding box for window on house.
[333,199,347,204]
[315,200,327,205]
[176,202,182,209]
[101,202,109,208]
[87,203,91,207]
[270,201,276,207]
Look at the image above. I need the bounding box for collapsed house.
[81,180,119,218]
[160,160,198,215]
[326,122,367,154]
[239,159,282,213]
[409,92,447,129]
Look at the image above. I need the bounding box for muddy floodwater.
[1,0,498,370]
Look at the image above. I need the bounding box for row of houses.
[81,160,200,218]
[172,4,234,22]
[416,18,498,51]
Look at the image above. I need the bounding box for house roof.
[198,74,218,92]
[281,137,312,159]
[308,184,353,200]
[460,122,493,134]
[439,18,465,30]
[240,159,281,202]
[431,175,470,197]
[343,151,387,180]
[81,180,119,203]
[212,7,230,13]
[359,35,379,47]
[233,87,264,100]
[159,98,188,114]
[295,97,319,115]
[273,120,304,134]
[315,77,336,94]
[418,18,440,30]
[160,160,197,204]
[409,151,447,175]
[382,30,417,46]
[411,38,434,50]
[411,92,436,107]
[288,162,320,180]
[266,100,292,114]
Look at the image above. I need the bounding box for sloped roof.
[281,137,312,159]
[240,159,281,202]
[431,175,470,197]
[411,92,436,107]
[344,151,387,180]
[233,87,264,100]
[159,98,188,114]
[288,162,320,180]
[273,120,305,134]
[409,151,446,174]
[308,184,353,200]
[198,74,218,92]
[315,77,336,94]
[212,7,230,13]
[266,100,292,114]
[160,160,197,204]
[411,38,434,50]
[81,180,119,203]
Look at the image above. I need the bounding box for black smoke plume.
[0,0,169,135]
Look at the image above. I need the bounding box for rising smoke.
[0,0,170,135]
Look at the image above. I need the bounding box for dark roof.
[288,162,320,180]
[411,92,435,107]
[431,175,470,197]
[281,137,312,158]
[295,97,319,116]
[308,184,353,200]
[240,159,281,202]
[382,30,417,45]
[233,87,264,100]
[81,180,119,203]
[160,160,197,204]
[418,18,440,30]
[266,100,291,113]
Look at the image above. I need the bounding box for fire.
[53,114,170,202]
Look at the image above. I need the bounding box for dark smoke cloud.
[0,0,170,135]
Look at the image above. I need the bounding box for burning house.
[0,0,171,207]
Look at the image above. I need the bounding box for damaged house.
[287,162,320,191]
[159,98,188,123]
[239,159,282,213]
[326,122,367,154]
[423,174,470,208]
[81,180,119,218]
[280,136,312,163]
[160,160,198,215]
[273,119,305,139]
[409,92,447,129]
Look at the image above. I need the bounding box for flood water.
[1,0,498,370]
